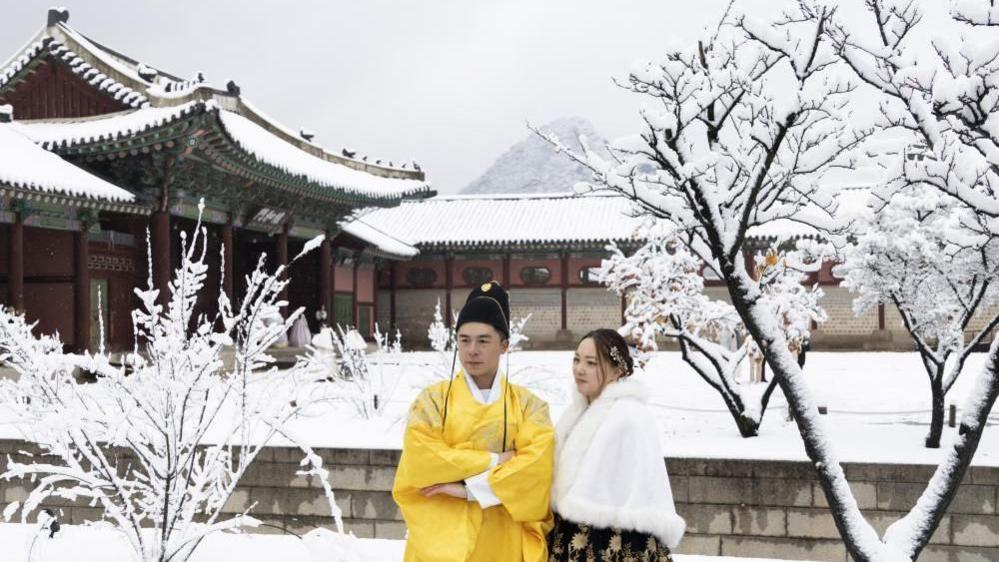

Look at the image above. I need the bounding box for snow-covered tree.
[305,324,403,419]
[0,204,343,562]
[600,226,827,437]
[427,298,454,356]
[840,185,999,447]
[535,1,999,559]
[831,0,999,220]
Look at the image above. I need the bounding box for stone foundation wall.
[3,440,998,561]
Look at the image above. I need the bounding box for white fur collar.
[555,376,648,447]
[551,375,685,548]
[553,377,648,503]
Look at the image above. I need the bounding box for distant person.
[393,282,554,561]
[288,314,312,347]
[548,329,685,562]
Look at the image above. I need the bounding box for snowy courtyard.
[6,349,993,463]
[2,0,999,560]
[173,349,999,467]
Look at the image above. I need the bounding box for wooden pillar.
[330,248,338,326]
[319,236,331,327]
[150,210,171,305]
[560,252,569,332]
[221,217,234,301]
[502,253,511,287]
[372,263,379,335]
[389,261,398,333]
[8,212,23,312]
[878,303,886,331]
[351,255,359,327]
[276,225,289,306]
[74,222,90,353]
[444,254,454,327]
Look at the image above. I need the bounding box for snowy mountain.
[461,117,610,195]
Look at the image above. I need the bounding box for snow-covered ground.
[0,522,806,562]
[3,350,997,467]
[285,349,999,466]
[260,350,999,465]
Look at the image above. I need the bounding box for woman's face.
[572,337,619,402]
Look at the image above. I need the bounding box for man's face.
[457,322,509,379]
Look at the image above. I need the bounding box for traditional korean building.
[0,9,430,351]
[358,192,906,350]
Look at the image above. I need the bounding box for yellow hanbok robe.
[392,371,555,562]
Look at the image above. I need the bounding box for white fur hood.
[552,377,686,549]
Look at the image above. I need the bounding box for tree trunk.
[926,373,945,449]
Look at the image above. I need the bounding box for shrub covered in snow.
[303,324,403,420]
[0,204,343,562]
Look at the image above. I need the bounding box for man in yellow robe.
[393,281,554,562]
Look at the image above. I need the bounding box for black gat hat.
[455,281,510,339]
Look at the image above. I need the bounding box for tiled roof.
[0,123,135,203]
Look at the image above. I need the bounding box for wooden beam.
[445,254,454,327]
[150,210,171,306]
[74,223,90,353]
[222,217,234,301]
[319,236,331,327]
[276,224,289,308]
[390,261,398,333]
[352,255,359,327]
[8,213,23,312]
[561,252,569,332]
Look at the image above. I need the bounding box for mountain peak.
[461,117,608,195]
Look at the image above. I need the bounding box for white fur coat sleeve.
[552,377,686,549]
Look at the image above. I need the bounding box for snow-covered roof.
[11,101,430,200]
[0,11,428,190]
[11,102,200,149]
[339,217,419,259]
[0,123,134,203]
[217,110,429,199]
[361,190,884,251]
[359,193,647,249]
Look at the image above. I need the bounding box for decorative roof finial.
[47,7,69,28]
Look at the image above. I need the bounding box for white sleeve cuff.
[488,453,499,468]
[464,470,501,509]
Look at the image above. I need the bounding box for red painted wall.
[0,59,129,120]
[452,259,502,288]
[88,240,142,351]
[23,282,75,345]
[24,227,74,277]
[356,266,375,303]
[568,257,603,287]
[510,257,562,287]
[0,224,7,275]
[334,264,353,292]
[395,260,446,289]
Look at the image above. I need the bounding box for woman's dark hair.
[578,328,634,382]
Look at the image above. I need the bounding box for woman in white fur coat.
[548,329,685,562]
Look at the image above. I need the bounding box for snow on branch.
[0,202,345,562]
[598,226,828,437]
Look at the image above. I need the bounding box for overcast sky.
[1,1,736,193]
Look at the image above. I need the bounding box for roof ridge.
[426,192,591,201]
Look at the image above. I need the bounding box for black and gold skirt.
[547,512,674,562]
